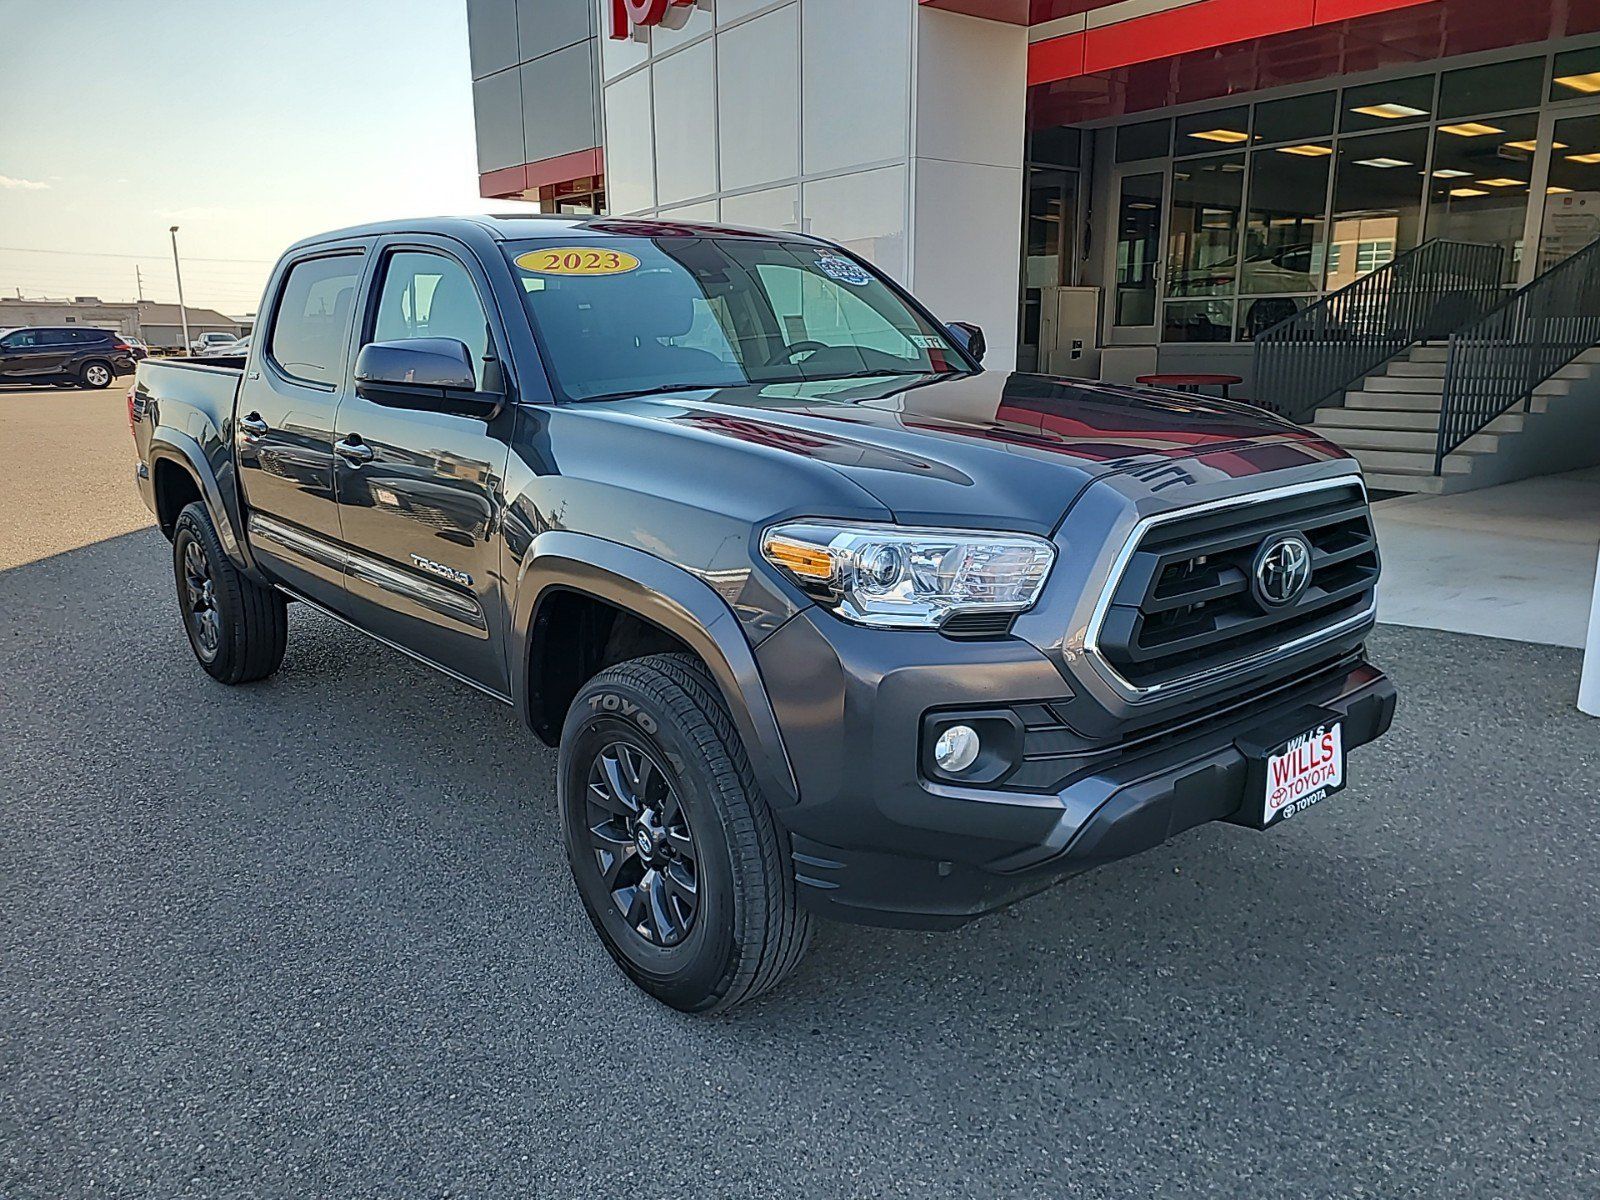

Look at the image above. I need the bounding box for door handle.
[238,413,269,437]
[334,435,375,465]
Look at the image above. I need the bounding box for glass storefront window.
[1166,154,1245,297]
[1116,119,1170,163]
[1541,113,1600,271]
[1029,126,1081,167]
[1426,111,1536,282]
[1163,299,1235,343]
[1551,46,1600,101]
[1114,173,1163,326]
[1175,106,1251,154]
[1439,58,1543,119]
[1328,128,1429,289]
[1340,75,1434,133]
[1241,142,1330,295]
[1254,92,1334,145]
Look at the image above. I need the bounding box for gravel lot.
[2,385,1597,1198]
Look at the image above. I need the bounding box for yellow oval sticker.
[515,247,641,276]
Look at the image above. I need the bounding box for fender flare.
[510,531,801,808]
[146,427,258,573]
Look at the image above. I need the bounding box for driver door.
[331,238,515,694]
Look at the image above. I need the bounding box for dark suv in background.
[0,326,137,388]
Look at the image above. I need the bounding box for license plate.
[1262,721,1344,827]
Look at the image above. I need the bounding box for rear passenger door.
[235,242,371,607]
[331,238,514,694]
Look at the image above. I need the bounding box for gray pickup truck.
[131,215,1395,1012]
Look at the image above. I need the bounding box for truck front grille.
[1089,478,1379,696]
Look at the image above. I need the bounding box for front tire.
[559,653,811,1013]
[172,501,288,684]
[79,360,113,389]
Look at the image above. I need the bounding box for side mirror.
[354,338,503,418]
[946,321,986,366]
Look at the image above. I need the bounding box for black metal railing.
[1252,239,1505,425]
[1434,237,1600,473]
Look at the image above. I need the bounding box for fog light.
[934,724,981,773]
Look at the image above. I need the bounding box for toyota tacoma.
[130,215,1395,1012]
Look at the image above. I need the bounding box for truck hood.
[603,371,1351,534]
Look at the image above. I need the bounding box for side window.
[269,254,363,386]
[0,331,31,349]
[369,250,491,387]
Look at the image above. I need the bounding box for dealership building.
[467,0,1600,494]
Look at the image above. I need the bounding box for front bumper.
[756,610,1395,930]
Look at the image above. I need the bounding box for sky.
[0,0,534,316]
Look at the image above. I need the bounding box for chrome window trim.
[1081,473,1377,704]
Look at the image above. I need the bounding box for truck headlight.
[761,520,1055,629]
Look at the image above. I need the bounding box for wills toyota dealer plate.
[1261,722,1344,827]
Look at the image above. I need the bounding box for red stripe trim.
[478,148,605,200]
[1027,30,1085,86]
[478,164,528,198]
[1028,0,1441,84]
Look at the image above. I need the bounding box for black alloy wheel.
[179,535,221,662]
[585,739,700,947]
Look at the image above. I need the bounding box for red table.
[1136,372,1243,398]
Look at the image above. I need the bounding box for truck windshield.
[504,235,968,401]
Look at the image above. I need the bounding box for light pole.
[169,225,191,354]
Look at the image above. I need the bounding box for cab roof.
[287,213,831,254]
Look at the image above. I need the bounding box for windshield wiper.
[578,382,739,403]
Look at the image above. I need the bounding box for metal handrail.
[1252,238,1505,425]
[1434,236,1600,474]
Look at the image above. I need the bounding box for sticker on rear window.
[516,247,641,276]
[814,255,872,286]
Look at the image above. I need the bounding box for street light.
[169,225,191,354]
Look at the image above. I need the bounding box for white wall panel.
[801,0,911,175]
[912,8,1026,171]
[603,68,656,213]
[717,5,800,192]
[720,184,802,231]
[653,40,718,205]
[910,157,1023,369]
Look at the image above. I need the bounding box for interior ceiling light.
[1504,139,1560,152]
[1350,102,1428,119]
[1188,128,1251,143]
[1277,144,1333,156]
[1448,187,1488,197]
[1439,122,1504,137]
[1567,151,1600,163]
[1548,185,1575,194]
[1431,168,1472,178]
[1554,71,1600,94]
[1476,177,1523,187]
[1355,157,1413,168]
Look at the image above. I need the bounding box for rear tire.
[559,652,811,1013]
[79,360,113,389]
[172,501,288,684]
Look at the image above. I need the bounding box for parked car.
[201,336,250,358]
[130,215,1395,1013]
[0,326,136,388]
[122,336,151,361]
[189,331,241,355]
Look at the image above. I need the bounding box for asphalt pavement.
[2,385,1597,1198]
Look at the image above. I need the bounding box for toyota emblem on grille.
[1252,532,1313,607]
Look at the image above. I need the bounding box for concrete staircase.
[1308,345,1600,494]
